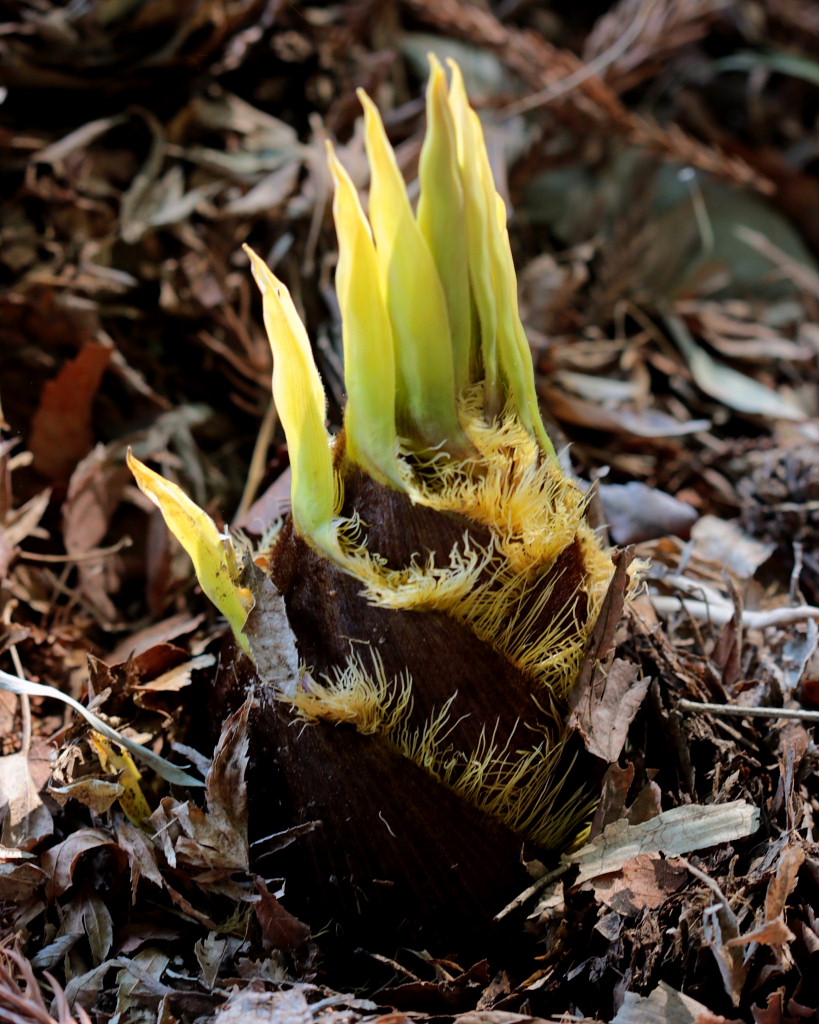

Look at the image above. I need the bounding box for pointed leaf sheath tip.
[325,145,402,489]
[126,448,251,653]
[358,91,463,450]
[243,246,339,558]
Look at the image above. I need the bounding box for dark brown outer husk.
[215,457,598,953]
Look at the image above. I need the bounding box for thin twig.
[650,593,819,628]
[8,646,31,756]
[735,225,819,298]
[679,698,819,723]
[494,863,570,920]
[504,0,661,117]
[235,395,279,523]
[18,536,132,564]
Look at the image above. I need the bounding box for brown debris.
[402,0,772,193]
[1,0,819,1020]
[29,346,113,483]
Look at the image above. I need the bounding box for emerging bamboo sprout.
[130,58,624,945]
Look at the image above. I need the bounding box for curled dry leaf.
[725,842,803,951]
[48,778,123,815]
[567,658,651,763]
[0,486,51,581]
[147,695,252,891]
[568,548,649,763]
[702,890,746,1007]
[202,693,251,869]
[665,313,806,422]
[77,886,113,964]
[39,828,116,901]
[600,482,699,544]
[0,860,47,901]
[116,820,164,903]
[253,876,311,953]
[541,385,710,438]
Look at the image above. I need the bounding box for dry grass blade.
[402,0,772,194]
[0,946,92,1024]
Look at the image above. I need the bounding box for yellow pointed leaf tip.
[358,88,464,450]
[243,245,340,559]
[89,732,152,825]
[326,142,402,489]
[444,58,554,455]
[445,59,500,414]
[417,54,473,393]
[126,449,251,654]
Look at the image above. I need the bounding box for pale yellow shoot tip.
[127,449,251,654]
[325,142,402,488]
[243,245,340,559]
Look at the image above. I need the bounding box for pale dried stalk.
[650,593,819,628]
[402,0,772,194]
[0,946,92,1024]
[679,699,819,724]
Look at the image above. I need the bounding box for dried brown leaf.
[727,918,795,947]
[568,658,651,762]
[29,346,112,482]
[600,482,698,544]
[77,886,113,964]
[108,613,204,664]
[203,693,251,867]
[113,948,172,1018]
[39,828,114,901]
[48,778,123,815]
[116,820,164,902]
[194,931,241,990]
[3,488,51,552]
[254,876,311,952]
[765,843,805,922]
[0,860,47,901]
[568,549,649,762]
[589,852,688,914]
[542,386,709,438]
[0,751,54,850]
[611,980,744,1023]
[243,561,299,697]
[62,445,130,625]
[724,842,803,953]
[690,516,776,580]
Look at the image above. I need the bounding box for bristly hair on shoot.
[129,55,633,950]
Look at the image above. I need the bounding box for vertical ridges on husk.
[245,59,619,852]
[131,58,625,922]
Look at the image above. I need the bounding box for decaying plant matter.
[129,58,630,949]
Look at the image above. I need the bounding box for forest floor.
[2,1,819,1022]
